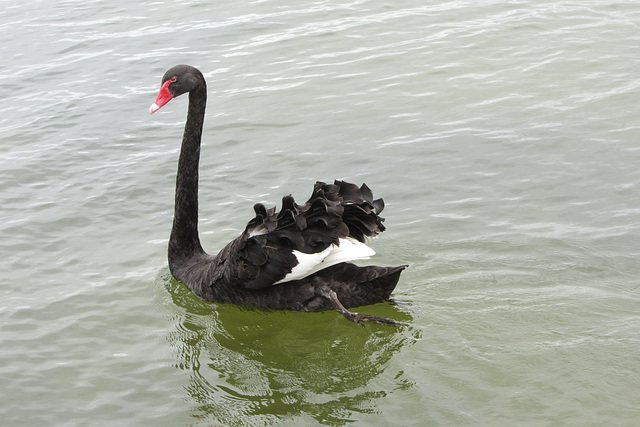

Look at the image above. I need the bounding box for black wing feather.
[212,180,386,291]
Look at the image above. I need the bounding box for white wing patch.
[274,237,375,284]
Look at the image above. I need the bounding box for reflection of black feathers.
[214,180,386,291]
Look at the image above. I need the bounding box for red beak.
[149,80,174,114]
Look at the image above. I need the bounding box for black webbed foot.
[315,284,405,327]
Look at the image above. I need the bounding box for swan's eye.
[170,76,177,83]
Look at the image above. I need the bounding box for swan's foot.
[315,285,405,327]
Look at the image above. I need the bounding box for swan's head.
[149,65,205,114]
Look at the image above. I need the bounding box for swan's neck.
[169,86,207,266]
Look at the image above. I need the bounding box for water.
[2,0,640,425]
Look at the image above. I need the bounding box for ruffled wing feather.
[211,180,386,291]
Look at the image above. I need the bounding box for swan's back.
[213,180,387,289]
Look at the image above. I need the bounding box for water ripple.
[2,0,640,425]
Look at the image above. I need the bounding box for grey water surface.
[2,0,640,425]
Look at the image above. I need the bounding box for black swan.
[150,64,407,325]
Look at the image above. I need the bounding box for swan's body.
[150,65,406,324]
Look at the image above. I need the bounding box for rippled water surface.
[2,0,640,425]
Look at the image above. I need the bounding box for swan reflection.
[158,270,417,425]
